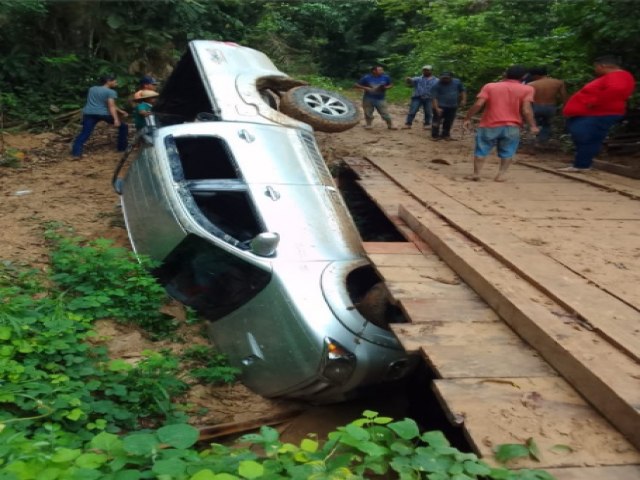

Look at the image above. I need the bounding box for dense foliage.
[0,0,637,125]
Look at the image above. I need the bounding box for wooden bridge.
[342,153,640,479]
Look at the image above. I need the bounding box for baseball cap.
[440,71,453,78]
[139,75,158,86]
[422,65,433,70]
[135,89,159,100]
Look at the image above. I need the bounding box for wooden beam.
[400,204,640,450]
[433,378,640,469]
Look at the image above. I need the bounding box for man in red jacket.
[561,56,635,172]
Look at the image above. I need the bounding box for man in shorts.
[462,65,539,182]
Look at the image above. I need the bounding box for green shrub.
[45,228,178,338]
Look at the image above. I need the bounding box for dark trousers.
[532,104,557,142]
[71,114,129,157]
[566,115,622,169]
[432,107,457,138]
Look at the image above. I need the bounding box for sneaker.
[557,166,591,173]
[402,125,412,129]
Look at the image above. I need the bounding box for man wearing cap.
[134,75,159,100]
[403,65,438,129]
[71,74,129,159]
[431,72,466,141]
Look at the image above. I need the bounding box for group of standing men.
[355,56,635,181]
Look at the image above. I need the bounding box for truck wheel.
[280,86,360,133]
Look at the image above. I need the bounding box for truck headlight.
[320,337,356,385]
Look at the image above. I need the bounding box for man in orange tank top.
[463,65,539,182]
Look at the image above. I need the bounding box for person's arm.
[459,90,467,108]
[107,98,120,127]
[522,101,539,134]
[405,76,414,86]
[462,97,486,129]
[354,82,372,92]
[432,97,441,114]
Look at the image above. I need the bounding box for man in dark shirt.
[355,65,397,130]
[431,72,466,141]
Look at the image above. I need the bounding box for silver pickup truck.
[117,40,413,401]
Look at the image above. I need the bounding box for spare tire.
[279,86,360,133]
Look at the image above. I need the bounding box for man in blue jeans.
[71,74,129,159]
[403,65,438,129]
[560,56,635,172]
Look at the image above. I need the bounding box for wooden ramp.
[346,157,640,477]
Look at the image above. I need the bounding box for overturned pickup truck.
[117,40,413,401]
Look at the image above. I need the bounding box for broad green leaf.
[373,416,393,425]
[355,440,388,457]
[90,432,123,454]
[463,460,491,475]
[238,460,264,479]
[75,452,108,469]
[65,408,84,421]
[421,431,450,448]
[388,419,420,440]
[157,424,200,449]
[189,471,218,480]
[494,443,530,463]
[123,433,159,456]
[300,438,318,453]
[51,447,82,463]
[549,444,573,454]
[0,326,11,340]
[344,424,369,441]
[526,437,542,462]
[152,458,187,476]
[114,470,142,480]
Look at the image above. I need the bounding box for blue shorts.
[474,126,521,159]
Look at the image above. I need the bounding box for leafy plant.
[181,345,240,385]
[0,411,556,479]
[45,227,178,338]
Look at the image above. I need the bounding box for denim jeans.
[71,114,129,157]
[566,115,622,169]
[432,107,457,138]
[405,96,432,126]
[532,104,557,143]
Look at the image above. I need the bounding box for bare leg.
[472,156,485,181]
[494,158,513,182]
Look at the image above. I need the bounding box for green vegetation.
[0,0,637,126]
[0,410,554,480]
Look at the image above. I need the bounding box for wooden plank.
[387,279,479,301]
[400,297,501,323]
[377,265,460,285]
[545,465,640,480]
[424,208,640,363]
[400,204,640,449]
[393,322,557,377]
[518,160,640,200]
[433,378,640,469]
[362,242,420,255]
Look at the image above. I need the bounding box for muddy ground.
[0,105,574,440]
